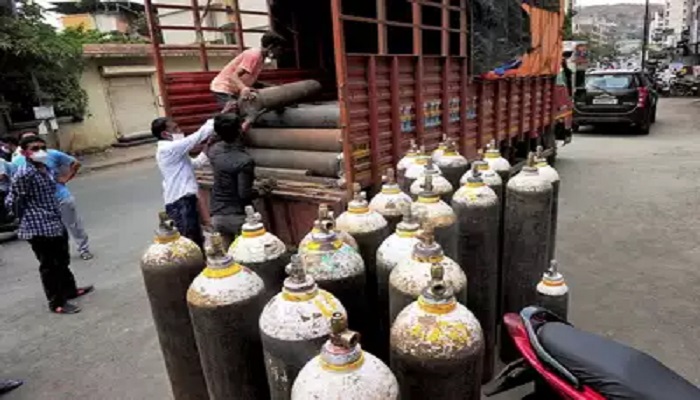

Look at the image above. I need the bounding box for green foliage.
[0,1,144,120]
[563,10,575,41]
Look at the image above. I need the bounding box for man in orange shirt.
[210,31,285,107]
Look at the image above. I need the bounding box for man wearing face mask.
[210,31,286,107]
[152,115,220,248]
[5,135,93,314]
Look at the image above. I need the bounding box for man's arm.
[50,150,80,184]
[237,160,256,205]
[165,119,215,158]
[5,171,27,217]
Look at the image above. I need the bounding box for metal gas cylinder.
[397,139,420,190]
[291,312,399,400]
[335,182,389,358]
[302,220,367,337]
[140,212,208,400]
[451,166,499,382]
[411,174,458,260]
[500,153,553,363]
[228,205,290,303]
[369,168,413,233]
[390,263,484,400]
[388,223,467,324]
[460,155,503,199]
[535,145,561,263]
[536,260,569,320]
[299,204,358,252]
[376,205,421,363]
[484,140,511,183]
[259,254,346,400]
[433,137,469,191]
[187,233,267,400]
[409,157,454,202]
[402,146,433,194]
[431,134,449,161]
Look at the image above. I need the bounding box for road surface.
[1,98,699,399]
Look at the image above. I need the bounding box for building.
[50,0,144,34]
[649,10,667,47]
[664,0,690,46]
[573,15,617,45]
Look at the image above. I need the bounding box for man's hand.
[241,119,252,133]
[56,175,70,184]
[221,99,238,114]
[240,87,256,101]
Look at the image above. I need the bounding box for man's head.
[260,31,285,59]
[1,135,19,152]
[151,117,183,141]
[20,135,48,164]
[214,114,243,143]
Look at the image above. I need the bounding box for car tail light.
[637,87,648,108]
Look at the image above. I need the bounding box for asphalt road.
[1,98,700,399]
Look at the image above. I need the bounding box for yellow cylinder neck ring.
[242,228,266,238]
[418,195,440,204]
[154,233,181,244]
[203,263,242,279]
[348,206,369,214]
[466,181,484,188]
[418,296,457,314]
[320,351,365,372]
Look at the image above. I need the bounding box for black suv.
[573,69,658,135]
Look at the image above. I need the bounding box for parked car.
[573,69,658,135]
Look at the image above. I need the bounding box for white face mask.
[171,133,185,141]
[30,150,49,164]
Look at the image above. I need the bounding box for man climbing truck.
[143,0,572,245]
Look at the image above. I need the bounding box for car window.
[585,75,637,90]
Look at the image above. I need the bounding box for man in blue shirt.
[6,135,93,314]
[14,144,93,260]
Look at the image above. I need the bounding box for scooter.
[485,306,700,400]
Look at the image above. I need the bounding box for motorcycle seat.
[538,322,700,400]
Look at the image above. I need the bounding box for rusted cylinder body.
[500,167,552,362]
[141,230,209,400]
[187,254,267,400]
[240,80,323,116]
[391,296,484,400]
[452,180,500,382]
[254,103,340,128]
[245,128,342,152]
[247,148,340,178]
[335,192,390,359]
[259,260,346,400]
[536,161,560,263]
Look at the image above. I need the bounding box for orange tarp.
[516,0,564,76]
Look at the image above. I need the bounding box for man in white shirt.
[151,117,215,248]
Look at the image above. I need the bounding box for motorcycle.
[485,306,700,400]
[670,79,699,97]
[655,78,671,97]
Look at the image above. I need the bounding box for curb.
[79,154,155,174]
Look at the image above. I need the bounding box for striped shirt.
[5,162,64,239]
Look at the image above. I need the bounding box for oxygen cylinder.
[451,166,499,382]
[140,212,208,400]
[460,156,503,200]
[228,205,290,303]
[535,145,561,263]
[484,139,511,183]
[259,254,346,400]
[431,134,449,161]
[536,260,569,320]
[500,154,553,362]
[376,205,421,363]
[298,204,358,252]
[335,182,389,357]
[302,220,367,337]
[390,263,484,400]
[187,233,267,400]
[434,137,469,191]
[388,223,467,324]
[291,312,399,400]
[409,157,454,202]
[411,174,458,260]
[402,146,432,194]
[369,168,413,233]
[397,139,420,191]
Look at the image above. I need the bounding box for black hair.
[214,113,242,143]
[151,117,170,140]
[1,135,18,146]
[261,31,285,49]
[19,135,45,150]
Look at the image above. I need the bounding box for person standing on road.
[5,135,93,314]
[207,113,259,249]
[13,148,93,260]
[0,136,19,162]
[0,158,17,227]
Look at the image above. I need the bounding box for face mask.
[171,133,185,141]
[30,150,49,164]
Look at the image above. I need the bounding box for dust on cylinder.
[408,157,453,202]
[140,212,209,400]
[397,139,421,192]
[228,205,290,303]
[411,174,458,260]
[535,260,569,320]
[187,233,268,400]
[298,203,358,252]
[433,137,469,192]
[483,140,511,183]
[369,168,412,233]
[390,263,484,400]
[535,145,561,263]
[259,254,346,400]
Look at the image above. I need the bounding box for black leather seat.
[538,322,700,400]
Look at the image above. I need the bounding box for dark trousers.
[166,194,204,249]
[28,233,77,310]
[212,91,235,108]
[211,213,246,250]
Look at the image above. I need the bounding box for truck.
[143,0,572,246]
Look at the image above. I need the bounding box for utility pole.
[641,0,651,70]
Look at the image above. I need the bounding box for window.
[585,74,637,90]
